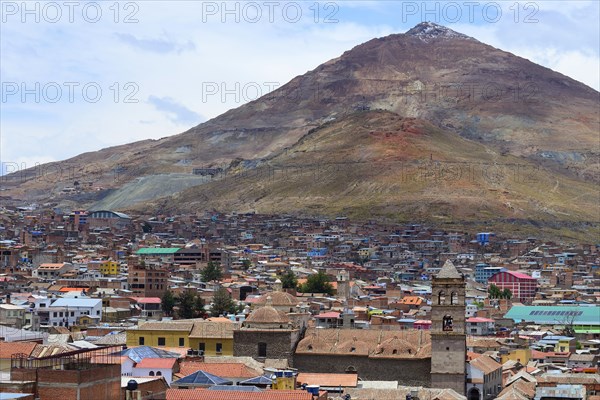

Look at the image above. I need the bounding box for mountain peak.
[405,22,472,41]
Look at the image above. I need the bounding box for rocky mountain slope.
[3,22,598,238]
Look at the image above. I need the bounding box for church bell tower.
[430,260,466,395]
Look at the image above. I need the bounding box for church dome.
[245,305,290,324]
[255,291,298,307]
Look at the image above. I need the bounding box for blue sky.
[1,1,599,172]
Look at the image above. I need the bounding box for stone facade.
[294,354,431,386]
[431,260,467,396]
[234,330,299,366]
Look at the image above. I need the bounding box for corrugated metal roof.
[136,248,181,255]
[504,305,600,325]
[50,298,101,308]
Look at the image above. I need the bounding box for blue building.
[474,263,505,283]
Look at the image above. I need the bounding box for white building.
[46,298,102,327]
[466,355,502,400]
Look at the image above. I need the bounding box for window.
[156,371,162,376]
[179,338,185,347]
[443,315,453,331]
[258,342,267,358]
[438,291,446,305]
[216,343,223,353]
[158,337,166,346]
[139,337,145,345]
[451,292,458,305]
[70,312,75,317]
[53,312,57,317]
[199,343,205,353]
[149,371,155,376]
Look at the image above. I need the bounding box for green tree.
[279,270,298,289]
[161,289,176,317]
[488,284,501,299]
[501,288,513,299]
[300,271,334,295]
[241,259,252,270]
[177,291,197,319]
[201,261,223,282]
[211,287,236,317]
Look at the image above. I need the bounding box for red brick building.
[488,271,537,303]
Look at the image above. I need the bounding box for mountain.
[3,22,599,239]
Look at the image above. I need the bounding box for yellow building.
[500,348,531,365]
[188,319,239,356]
[100,260,119,276]
[126,321,193,348]
[125,319,240,355]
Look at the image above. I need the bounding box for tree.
[177,291,197,319]
[488,284,501,299]
[279,270,298,289]
[211,287,236,317]
[161,289,176,317]
[241,259,252,270]
[501,288,513,299]
[300,271,334,295]
[201,261,223,282]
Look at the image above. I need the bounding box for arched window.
[149,371,155,376]
[438,291,446,305]
[451,292,458,305]
[156,371,162,376]
[443,315,453,331]
[392,349,398,355]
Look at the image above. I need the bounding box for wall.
[234,330,294,364]
[126,330,189,348]
[189,338,233,356]
[293,354,431,387]
[13,364,122,400]
[500,348,531,364]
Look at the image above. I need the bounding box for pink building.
[488,271,537,303]
[413,320,432,330]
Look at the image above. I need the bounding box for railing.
[11,345,124,371]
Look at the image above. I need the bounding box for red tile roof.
[136,358,178,369]
[467,317,494,323]
[316,312,340,319]
[131,297,162,304]
[0,341,37,358]
[296,372,358,387]
[166,389,323,400]
[178,362,257,378]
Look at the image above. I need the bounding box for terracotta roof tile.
[0,341,37,358]
[166,389,322,400]
[470,355,502,374]
[297,373,358,387]
[136,358,178,369]
[178,362,258,378]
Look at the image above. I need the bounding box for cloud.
[115,33,195,54]
[147,96,204,126]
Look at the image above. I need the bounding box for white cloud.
[0,0,598,168]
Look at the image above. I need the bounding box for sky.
[1,0,599,174]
